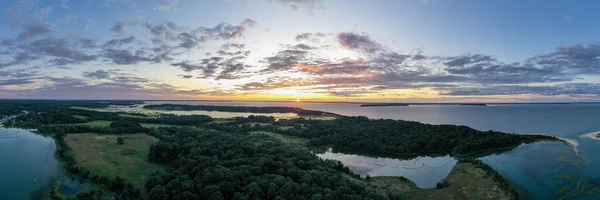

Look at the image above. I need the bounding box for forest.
[143,104,340,117]
[143,127,384,200]
[277,116,557,157]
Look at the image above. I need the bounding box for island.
[0,100,580,200]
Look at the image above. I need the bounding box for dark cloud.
[103,36,137,47]
[0,69,38,78]
[79,38,97,48]
[444,54,496,67]
[171,44,251,79]
[180,75,193,79]
[261,50,308,72]
[83,69,111,79]
[337,32,381,53]
[295,32,326,41]
[177,32,202,49]
[30,38,97,65]
[525,42,600,75]
[145,23,169,36]
[19,23,55,40]
[103,48,160,65]
[200,19,256,40]
[109,22,126,34]
[0,78,34,86]
[221,43,245,50]
[171,61,206,72]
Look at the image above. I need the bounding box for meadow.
[64,133,164,186]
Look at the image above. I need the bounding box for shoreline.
[556,137,580,155]
[580,131,600,141]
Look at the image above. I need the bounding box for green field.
[71,120,113,127]
[139,123,191,128]
[250,131,308,148]
[72,115,90,120]
[119,114,155,119]
[277,126,294,131]
[64,133,164,186]
[207,119,234,124]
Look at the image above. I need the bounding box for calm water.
[144,101,600,199]
[316,148,457,188]
[0,128,87,199]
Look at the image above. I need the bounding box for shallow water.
[0,128,87,199]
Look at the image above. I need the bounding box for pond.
[315,148,457,188]
[0,128,87,199]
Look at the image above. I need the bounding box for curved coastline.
[556,137,580,155]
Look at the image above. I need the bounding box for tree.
[149,185,169,200]
[117,137,125,145]
[365,175,371,181]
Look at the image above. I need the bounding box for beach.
[580,131,600,141]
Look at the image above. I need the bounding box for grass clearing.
[342,163,514,199]
[406,162,513,200]
[208,119,234,124]
[71,120,113,127]
[139,123,191,128]
[72,115,90,120]
[278,126,294,131]
[250,131,308,148]
[64,133,164,186]
[119,114,155,119]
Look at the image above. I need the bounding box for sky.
[2,0,600,102]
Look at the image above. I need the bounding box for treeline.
[5,106,215,128]
[280,116,557,158]
[143,127,383,200]
[0,99,143,109]
[143,104,340,117]
[37,121,149,134]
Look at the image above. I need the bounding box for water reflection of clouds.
[316,149,457,188]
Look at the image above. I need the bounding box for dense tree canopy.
[144,127,382,200]
[279,116,556,157]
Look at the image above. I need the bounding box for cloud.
[154,0,178,11]
[261,50,309,72]
[39,6,52,18]
[83,69,112,79]
[267,0,324,11]
[0,78,35,86]
[103,36,137,47]
[19,23,55,40]
[109,22,126,34]
[31,38,97,65]
[295,32,326,41]
[201,19,257,40]
[337,32,381,53]
[103,48,163,65]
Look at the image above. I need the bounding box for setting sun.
[295,99,302,102]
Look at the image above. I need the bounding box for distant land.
[359,103,488,107]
